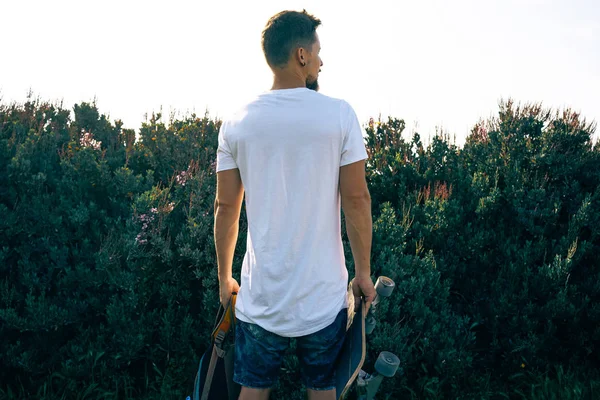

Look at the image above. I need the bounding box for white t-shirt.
[216,87,368,337]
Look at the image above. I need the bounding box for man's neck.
[271,70,305,91]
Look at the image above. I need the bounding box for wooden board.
[335,299,366,400]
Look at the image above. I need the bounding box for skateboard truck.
[358,277,401,400]
[365,276,395,334]
[336,276,401,400]
[356,351,401,400]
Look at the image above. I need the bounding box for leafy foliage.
[1,96,598,399]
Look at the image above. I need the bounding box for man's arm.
[214,168,244,304]
[340,160,376,309]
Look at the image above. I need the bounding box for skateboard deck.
[335,297,366,400]
[191,294,240,400]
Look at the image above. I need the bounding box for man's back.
[216,87,367,337]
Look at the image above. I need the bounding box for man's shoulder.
[312,93,356,117]
[223,90,351,125]
[252,88,348,107]
[305,90,348,106]
[221,93,268,124]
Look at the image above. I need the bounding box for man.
[213,10,375,400]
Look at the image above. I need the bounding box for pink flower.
[135,233,148,245]
[176,170,189,186]
[80,131,102,150]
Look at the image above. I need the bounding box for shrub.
[1,97,598,399]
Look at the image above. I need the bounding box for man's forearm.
[342,194,372,278]
[214,203,241,282]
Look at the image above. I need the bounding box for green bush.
[0,98,229,399]
[1,96,598,399]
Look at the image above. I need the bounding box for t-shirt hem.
[235,298,348,338]
[216,164,238,172]
[340,154,368,167]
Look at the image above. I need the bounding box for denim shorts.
[233,308,348,390]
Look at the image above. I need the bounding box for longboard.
[335,297,366,400]
[190,294,240,400]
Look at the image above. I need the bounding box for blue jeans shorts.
[233,308,348,390]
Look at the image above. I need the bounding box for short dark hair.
[262,10,321,68]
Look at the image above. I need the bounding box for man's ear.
[297,47,306,66]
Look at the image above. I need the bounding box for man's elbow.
[214,200,240,216]
[342,190,371,210]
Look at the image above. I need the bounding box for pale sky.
[1,0,598,146]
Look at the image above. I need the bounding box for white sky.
[1,0,598,146]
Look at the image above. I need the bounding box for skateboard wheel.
[374,351,400,377]
[375,277,395,298]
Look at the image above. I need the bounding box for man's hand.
[352,274,376,313]
[219,276,240,307]
[214,168,243,308]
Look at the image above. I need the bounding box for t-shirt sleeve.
[216,122,238,172]
[340,100,368,166]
